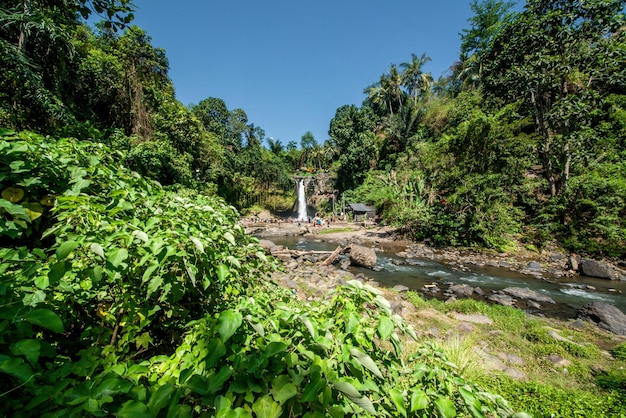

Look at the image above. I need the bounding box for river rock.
[527,261,543,271]
[501,287,555,304]
[348,245,377,269]
[577,302,626,335]
[394,284,410,292]
[447,284,474,297]
[258,239,277,252]
[488,293,516,307]
[568,255,580,271]
[339,258,351,270]
[579,259,616,279]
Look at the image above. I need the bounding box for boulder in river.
[577,302,626,336]
[579,259,617,280]
[501,287,555,304]
[348,245,377,269]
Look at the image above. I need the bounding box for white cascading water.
[297,179,307,220]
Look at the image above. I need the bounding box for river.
[265,235,626,319]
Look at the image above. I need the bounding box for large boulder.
[577,302,626,335]
[579,259,616,280]
[502,287,556,304]
[348,245,377,269]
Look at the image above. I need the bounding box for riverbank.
[247,220,626,416]
[244,220,625,283]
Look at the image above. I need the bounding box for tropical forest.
[1,0,626,416]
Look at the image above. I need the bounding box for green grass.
[317,227,357,234]
[402,291,626,417]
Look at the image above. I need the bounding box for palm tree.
[388,64,404,112]
[267,137,283,155]
[364,74,394,116]
[400,53,433,105]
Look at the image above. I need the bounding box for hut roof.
[348,203,375,212]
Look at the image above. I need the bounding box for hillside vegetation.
[1,0,625,416]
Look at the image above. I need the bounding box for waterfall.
[297,179,307,221]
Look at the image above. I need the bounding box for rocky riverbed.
[248,221,626,336]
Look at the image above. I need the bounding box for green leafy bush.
[0,131,519,416]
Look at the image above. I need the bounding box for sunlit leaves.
[218,309,242,343]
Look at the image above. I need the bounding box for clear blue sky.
[128,0,511,146]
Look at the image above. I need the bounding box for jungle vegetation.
[1,0,625,416]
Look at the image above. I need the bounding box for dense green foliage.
[329,0,626,257]
[1,0,625,415]
[0,130,521,416]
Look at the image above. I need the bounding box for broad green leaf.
[208,367,232,394]
[389,388,406,417]
[205,338,227,368]
[116,400,150,417]
[95,377,133,397]
[273,382,297,404]
[302,377,326,402]
[132,230,149,243]
[11,339,41,365]
[333,380,377,414]
[1,187,24,202]
[56,240,79,261]
[147,276,163,297]
[265,341,288,358]
[223,231,236,245]
[0,199,30,221]
[22,202,43,220]
[147,384,176,414]
[252,395,282,418]
[108,247,128,268]
[218,309,242,342]
[185,262,197,287]
[23,309,64,333]
[22,290,46,307]
[248,320,265,337]
[48,261,68,283]
[142,261,160,283]
[298,315,317,339]
[70,178,91,195]
[34,275,49,290]
[167,404,193,417]
[0,357,34,382]
[90,243,105,259]
[377,316,394,341]
[186,374,208,395]
[410,389,429,411]
[459,386,484,418]
[434,396,456,418]
[226,255,241,268]
[190,237,204,253]
[216,264,229,281]
[349,347,383,379]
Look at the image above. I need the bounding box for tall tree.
[329,105,378,191]
[457,0,517,91]
[0,0,134,130]
[400,53,433,105]
[482,0,626,196]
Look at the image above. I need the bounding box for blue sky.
[128,0,513,146]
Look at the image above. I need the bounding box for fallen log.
[321,246,342,266]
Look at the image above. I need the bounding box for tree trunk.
[531,88,557,197]
[17,0,31,51]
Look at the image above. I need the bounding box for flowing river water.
[265,236,626,319]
